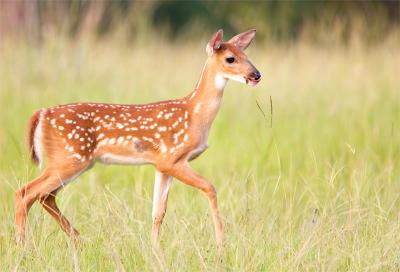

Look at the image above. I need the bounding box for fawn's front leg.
[164,162,224,251]
[151,170,172,243]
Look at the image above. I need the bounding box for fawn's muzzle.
[252,71,261,81]
[246,70,261,86]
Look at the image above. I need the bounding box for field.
[0,35,399,271]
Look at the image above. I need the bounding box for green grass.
[0,36,399,271]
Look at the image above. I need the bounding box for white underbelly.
[188,142,208,160]
[98,153,151,165]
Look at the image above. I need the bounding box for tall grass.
[0,35,399,270]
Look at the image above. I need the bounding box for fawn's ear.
[206,29,223,56]
[228,29,256,51]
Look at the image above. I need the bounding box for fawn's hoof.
[15,234,25,245]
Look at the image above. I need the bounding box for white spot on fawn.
[194,103,202,113]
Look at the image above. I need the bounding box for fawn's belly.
[97,153,151,165]
[187,141,208,161]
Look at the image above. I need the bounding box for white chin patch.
[214,74,228,90]
[218,73,247,86]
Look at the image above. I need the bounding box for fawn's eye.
[225,57,235,64]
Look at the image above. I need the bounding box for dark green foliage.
[1,1,399,42]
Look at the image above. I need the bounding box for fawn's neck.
[186,59,227,130]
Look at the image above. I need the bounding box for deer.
[15,29,261,251]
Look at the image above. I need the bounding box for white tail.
[16,29,261,250]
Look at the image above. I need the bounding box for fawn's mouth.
[245,77,261,86]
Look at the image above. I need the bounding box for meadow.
[0,34,399,271]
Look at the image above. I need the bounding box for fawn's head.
[206,29,261,86]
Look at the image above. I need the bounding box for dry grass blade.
[255,98,266,119]
[255,96,273,128]
[269,95,273,128]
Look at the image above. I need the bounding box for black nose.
[252,71,261,80]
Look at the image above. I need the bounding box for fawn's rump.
[27,109,43,167]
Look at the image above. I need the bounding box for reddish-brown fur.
[15,29,261,251]
[37,97,196,170]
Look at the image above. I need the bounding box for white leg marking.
[152,170,172,221]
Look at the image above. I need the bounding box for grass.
[0,35,399,271]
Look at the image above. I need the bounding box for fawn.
[15,29,261,250]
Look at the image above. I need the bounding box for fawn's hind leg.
[15,171,48,243]
[39,190,80,241]
[15,164,88,243]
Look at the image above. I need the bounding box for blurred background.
[1,1,399,44]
